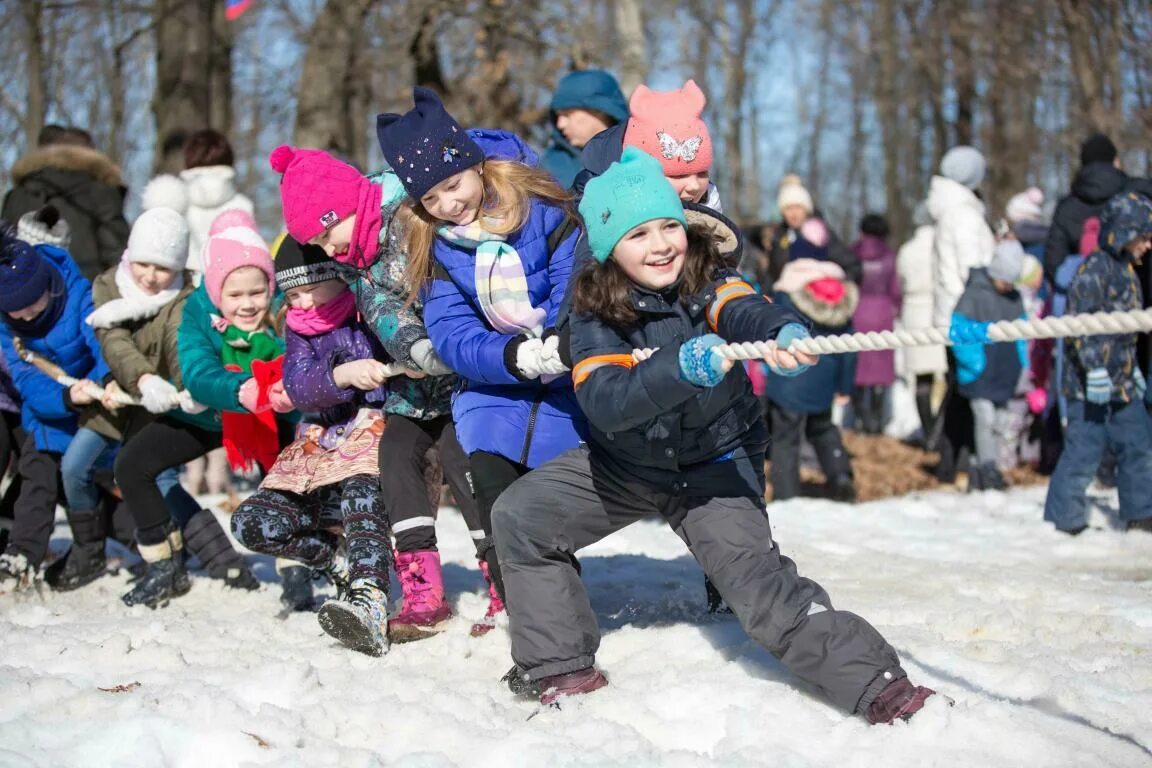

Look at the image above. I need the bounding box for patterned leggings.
[231,474,390,586]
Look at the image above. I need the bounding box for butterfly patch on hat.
[657,131,703,163]
[319,210,339,228]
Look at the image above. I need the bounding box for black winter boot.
[183,509,259,591]
[47,509,108,592]
[827,473,857,503]
[1127,517,1152,534]
[279,563,314,612]
[122,526,191,608]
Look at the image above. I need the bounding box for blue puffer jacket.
[540,70,629,189]
[0,245,109,452]
[423,135,586,466]
[952,269,1027,404]
[570,269,800,497]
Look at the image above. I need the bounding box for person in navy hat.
[376,87,586,613]
[0,226,120,588]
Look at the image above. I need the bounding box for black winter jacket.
[569,268,801,498]
[1043,163,1152,284]
[2,145,130,281]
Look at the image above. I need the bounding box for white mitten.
[138,374,180,414]
[178,389,208,415]
[410,338,453,376]
[537,334,569,375]
[514,337,547,380]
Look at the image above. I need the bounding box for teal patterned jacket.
[337,169,455,420]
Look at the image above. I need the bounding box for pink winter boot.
[470,558,506,637]
[388,550,453,643]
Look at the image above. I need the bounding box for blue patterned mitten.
[679,334,729,388]
[768,323,813,377]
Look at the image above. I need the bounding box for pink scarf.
[285,290,357,336]
[336,181,384,269]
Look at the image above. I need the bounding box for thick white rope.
[711,308,1152,360]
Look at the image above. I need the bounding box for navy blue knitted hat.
[376,87,484,202]
[0,226,54,314]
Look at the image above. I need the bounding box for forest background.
[2,0,1149,243]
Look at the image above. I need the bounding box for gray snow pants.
[493,447,907,715]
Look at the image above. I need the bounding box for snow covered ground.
[2,484,1151,768]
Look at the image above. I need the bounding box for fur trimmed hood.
[774,258,859,327]
[11,144,122,187]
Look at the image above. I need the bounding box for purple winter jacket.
[282,317,398,430]
[851,235,902,387]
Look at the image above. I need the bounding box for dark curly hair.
[571,223,728,329]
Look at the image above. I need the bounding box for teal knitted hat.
[579,146,687,263]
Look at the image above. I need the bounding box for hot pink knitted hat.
[623,80,713,176]
[202,208,275,309]
[269,145,364,245]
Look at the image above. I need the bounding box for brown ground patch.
[767,431,1048,503]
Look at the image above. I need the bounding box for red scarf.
[285,290,357,336]
[222,355,284,474]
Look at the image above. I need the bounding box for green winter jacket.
[177,283,291,424]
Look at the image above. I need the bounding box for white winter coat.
[141,166,255,278]
[896,224,947,377]
[927,175,994,328]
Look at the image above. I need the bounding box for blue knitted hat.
[578,146,687,263]
[0,227,54,314]
[376,87,485,202]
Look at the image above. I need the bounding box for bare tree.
[293,0,380,166]
[152,0,234,171]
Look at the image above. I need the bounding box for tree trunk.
[875,0,905,240]
[20,0,46,147]
[1057,0,1122,136]
[293,0,379,164]
[152,0,234,171]
[722,0,756,222]
[613,0,647,97]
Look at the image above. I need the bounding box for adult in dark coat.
[1044,134,1152,284]
[2,126,129,281]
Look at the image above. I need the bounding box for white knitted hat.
[126,207,190,270]
[777,175,814,214]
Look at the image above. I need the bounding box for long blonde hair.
[401,159,574,305]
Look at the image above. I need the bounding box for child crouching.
[232,241,416,655]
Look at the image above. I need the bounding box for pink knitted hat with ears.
[268,145,365,245]
[202,208,275,309]
[623,80,713,176]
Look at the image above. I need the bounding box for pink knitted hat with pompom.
[269,145,364,244]
[623,80,713,176]
[202,208,275,309]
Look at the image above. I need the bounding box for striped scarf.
[438,219,546,337]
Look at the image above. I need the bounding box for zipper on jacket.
[519,390,545,466]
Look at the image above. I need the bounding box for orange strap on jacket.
[706,280,757,330]
[572,353,635,388]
